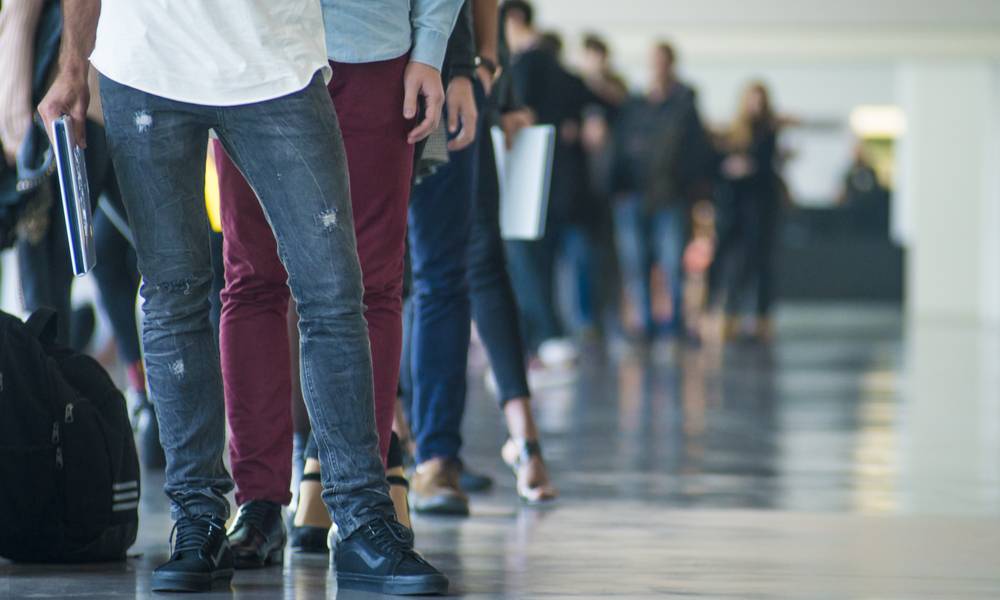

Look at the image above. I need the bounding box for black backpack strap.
[26,308,59,345]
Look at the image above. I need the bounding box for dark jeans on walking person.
[612,194,687,338]
[470,107,530,404]
[504,235,564,353]
[99,71,392,530]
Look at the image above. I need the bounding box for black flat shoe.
[290,472,331,553]
[290,525,330,554]
[228,500,286,569]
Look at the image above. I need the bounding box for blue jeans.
[557,224,597,332]
[612,195,686,337]
[100,72,392,535]
[403,111,478,464]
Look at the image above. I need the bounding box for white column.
[895,61,1000,325]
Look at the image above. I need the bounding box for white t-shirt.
[90,0,331,107]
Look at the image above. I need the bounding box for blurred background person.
[579,33,628,107]
[501,0,604,379]
[707,81,783,342]
[577,33,626,341]
[610,41,714,345]
[838,142,891,236]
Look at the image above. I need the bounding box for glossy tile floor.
[3,303,1000,599]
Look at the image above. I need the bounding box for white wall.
[527,0,1000,323]
[524,2,1000,206]
[684,63,896,205]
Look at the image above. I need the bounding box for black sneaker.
[152,514,234,592]
[228,500,286,569]
[334,517,448,596]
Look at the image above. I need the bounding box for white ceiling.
[533,0,1000,28]
[531,0,1000,62]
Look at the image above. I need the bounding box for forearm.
[472,0,498,62]
[37,0,100,145]
[443,1,475,82]
[0,0,45,159]
[59,0,101,78]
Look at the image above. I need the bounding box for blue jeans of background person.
[403,111,478,465]
[469,108,531,404]
[557,224,597,333]
[99,72,392,535]
[612,194,686,338]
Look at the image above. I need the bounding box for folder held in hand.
[491,124,556,241]
[52,115,96,276]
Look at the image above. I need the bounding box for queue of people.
[0,0,788,596]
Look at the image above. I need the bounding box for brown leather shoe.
[409,457,469,516]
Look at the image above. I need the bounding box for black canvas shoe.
[152,514,234,592]
[228,500,286,568]
[334,517,448,596]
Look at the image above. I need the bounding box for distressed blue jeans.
[99,72,392,536]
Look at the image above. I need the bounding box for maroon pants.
[216,56,413,505]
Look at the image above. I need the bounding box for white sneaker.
[537,337,579,368]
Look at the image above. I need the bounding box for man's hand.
[445,77,477,152]
[38,66,90,148]
[403,61,445,145]
[499,108,534,149]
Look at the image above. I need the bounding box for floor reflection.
[4,303,1000,598]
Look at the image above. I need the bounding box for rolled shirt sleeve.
[410,0,464,70]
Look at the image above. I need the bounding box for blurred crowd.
[501,0,790,369]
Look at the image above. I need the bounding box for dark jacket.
[611,83,714,211]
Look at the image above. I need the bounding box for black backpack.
[0,309,139,563]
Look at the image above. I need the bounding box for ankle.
[503,397,540,441]
[293,476,331,529]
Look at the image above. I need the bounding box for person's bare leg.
[386,464,411,529]
[293,459,331,530]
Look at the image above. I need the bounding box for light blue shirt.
[322,0,463,70]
